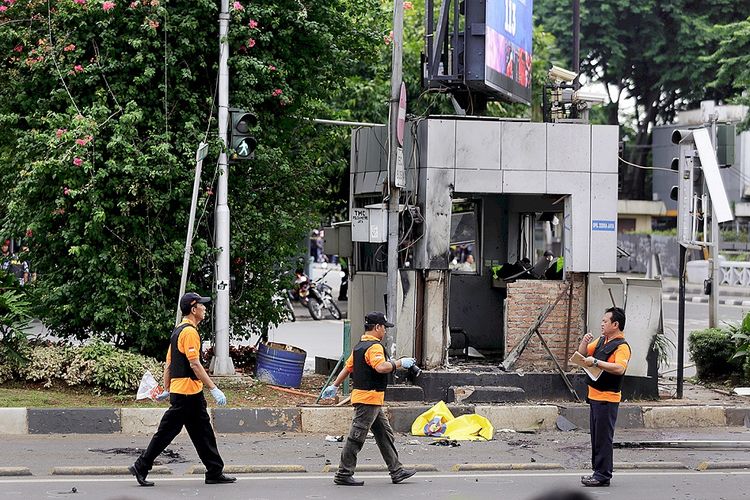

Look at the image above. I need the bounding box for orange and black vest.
[352,340,389,392]
[169,323,199,380]
[587,336,629,393]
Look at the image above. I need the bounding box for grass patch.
[0,374,331,408]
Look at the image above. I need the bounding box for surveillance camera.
[572,90,607,104]
[548,65,577,83]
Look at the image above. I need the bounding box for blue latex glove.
[155,390,170,402]
[321,385,338,399]
[210,386,227,406]
[400,357,416,369]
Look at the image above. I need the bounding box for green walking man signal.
[229,109,258,161]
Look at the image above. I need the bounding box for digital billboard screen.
[485,0,533,104]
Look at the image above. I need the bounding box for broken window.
[450,200,480,274]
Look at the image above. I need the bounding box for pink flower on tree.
[63,187,71,196]
[56,128,67,138]
[75,135,92,146]
[268,64,276,71]
[248,19,258,29]
[25,229,33,238]
[73,64,84,73]
[272,88,283,97]
[73,0,86,4]
[247,38,256,48]
[102,1,115,12]
[148,19,159,29]
[0,6,7,11]
[384,31,394,45]
[129,0,137,6]
[403,1,413,9]
[63,44,76,52]
[232,1,243,10]
[13,44,24,53]
[73,157,83,166]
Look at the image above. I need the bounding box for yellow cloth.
[411,401,494,441]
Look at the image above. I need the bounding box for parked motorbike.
[306,269,343,321]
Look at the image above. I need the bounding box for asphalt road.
[3,470,750,500]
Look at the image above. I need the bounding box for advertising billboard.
[485,0,533,104]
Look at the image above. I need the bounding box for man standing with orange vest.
[322,311,417,486]
[129,292,236,487]
[578,307,631,488]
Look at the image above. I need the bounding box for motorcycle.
[306,269,343,321]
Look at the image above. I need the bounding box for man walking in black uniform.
[578,307,631,487]
[129,292,236,487]
[321,311,417,486]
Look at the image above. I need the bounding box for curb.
[188,464,307,474]
[52,466,172,476]
[613,462,688,470]
[661,293,750,306]
[451,463,563,472]
[2,405,750,435]
[321,464,437,473]
[697,461,750,471]
[0,467,31,476]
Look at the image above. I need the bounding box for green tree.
[708,18,750,131]
[534,0,748,199]
[0,0,380,356]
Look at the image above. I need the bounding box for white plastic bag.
[136,370,163,401]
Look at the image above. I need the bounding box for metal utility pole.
[385,0,404,358]
[176,142,209,325]
[708,115,721,328]
[677,244,686,399]
[572,0,580,90]
[212,0,235,375]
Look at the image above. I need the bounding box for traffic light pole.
[385,0,404,359]
[212,0,235,375]
[708,115,721,328]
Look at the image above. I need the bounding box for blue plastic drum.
[255,342,307,388]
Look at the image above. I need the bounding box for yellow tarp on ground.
[411,401,494,441]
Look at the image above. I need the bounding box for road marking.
[3,470,750,484]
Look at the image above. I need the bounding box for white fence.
[722,261,750,287]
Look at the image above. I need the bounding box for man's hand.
[400,358,416,369]
[155,390,170,402]
[582,333,594,345]
[210,387,227,405]
[321,385,338,399]
[584,356,597,367]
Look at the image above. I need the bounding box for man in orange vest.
[578,307,631,487]
[322,311,417,486]
[129,292,236,487]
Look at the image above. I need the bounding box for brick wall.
[504,273,586,370]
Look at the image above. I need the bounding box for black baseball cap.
[180,292,211,315]
[365,311,394,328]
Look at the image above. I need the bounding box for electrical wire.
[618,156,676,172]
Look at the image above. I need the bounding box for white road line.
[3,470,750,484]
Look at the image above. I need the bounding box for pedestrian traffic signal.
[229,110,257,161]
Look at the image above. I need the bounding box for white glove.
[400,357,416,369]
[155,390,170,402]
[210,386,227,405]
[321,385,338,399]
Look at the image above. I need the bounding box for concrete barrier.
[642,406,726,428]
[213,408,300,433]
[28,408,121,434]
[0,408,27,434]
[300,407,353,435]
[121,408,168,434]
[475,405,559,431]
